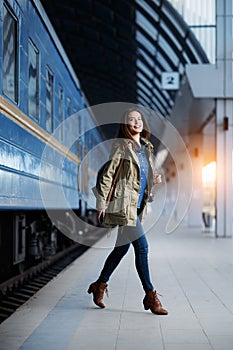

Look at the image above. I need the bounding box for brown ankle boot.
[143,290,168,315]
[87,281,108,308]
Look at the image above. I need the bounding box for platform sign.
[161,72,180,90]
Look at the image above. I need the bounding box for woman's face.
[127,110,143,135]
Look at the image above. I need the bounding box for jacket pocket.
[107,187,131,214]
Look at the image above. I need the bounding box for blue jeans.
[98,216,154,292]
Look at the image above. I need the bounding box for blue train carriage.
[0,0,102,281]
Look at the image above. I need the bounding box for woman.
[89,108,168,315]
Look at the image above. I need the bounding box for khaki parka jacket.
[92,138,156,227]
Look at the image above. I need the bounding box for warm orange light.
[202,161,216,186]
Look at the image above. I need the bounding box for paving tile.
[77,309,121,329]
[116,328,164,349]
[120,311,160,330]
[162,329,209,344]
[208,335,233,350]
[159,315,202,330]
[198,316,233,336]
[67,327,117,350]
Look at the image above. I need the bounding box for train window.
[58,85,64,141]
[28,39,40,121]
[78,115,82,160]
[66,97,71,145]
[67,97,71,117]
[73,108,78,154]
[45,66,54,132]
[2,2,18,103]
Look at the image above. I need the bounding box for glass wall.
[169,0,216,63]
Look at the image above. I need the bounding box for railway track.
[0,244,88,324]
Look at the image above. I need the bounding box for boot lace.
[153,291,162,306]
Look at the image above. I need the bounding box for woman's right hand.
[153,172,162,185]
[97,209,105,224]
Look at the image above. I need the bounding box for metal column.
[215,0,233,237]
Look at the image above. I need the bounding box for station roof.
[40,0,209,119]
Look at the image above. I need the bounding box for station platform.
[1,216,233,350]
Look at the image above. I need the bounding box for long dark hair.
[117,107,150,140]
